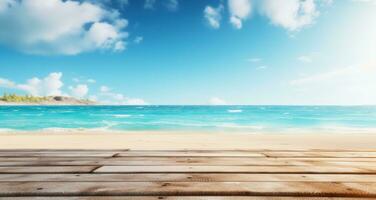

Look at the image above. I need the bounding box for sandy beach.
[1,130,376,150]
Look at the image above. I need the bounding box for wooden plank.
[0,153,116,157]
[0,158,375,168]
[0,166,98,173]
[0,197,371,200]
[0,182,375,197]
[308,161,376,167]
[116,152,265,157]
[5,149,374,152]
[1,149,376,153]
[108,156,376,163]
[1,160,376,169]
[0,158,305,166]
[0,157,105,162]
[264,152,376,158]
[273,157,376,162]
[95,165,376,174]
[2,157,376,167]
[0,150,125,153]
[129,149,376,152]
[2,156,376,162]
[1,173,376,182]
[0,161,102,166]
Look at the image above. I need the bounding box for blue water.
[1,106,376,133]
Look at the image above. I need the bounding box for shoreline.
[2,126,376,134]
[1,130,375,150]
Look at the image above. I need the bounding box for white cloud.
[204,4,224,29]
[88,95,97,102]
[297,55,312,63]
[256,65,267,70]
[224,0,326,31]
[69,84,89,98]
[125,98,148,105]
[209,97,227,105]
[18,72,64,96]
[165,0,178,11]
[87,79,96,83]
[0,72,64,96]
[0,78,16,88]
[260,0,320,31]
[97,86,148,105]
[0,0,128,55]
[100,85,111,93]
[72,77,96,84]
[134,36,143,44]
[247,57,262,62]
[144,0,156,9]
[144,0,179,11]
[0,73,148,104]
[230,16,243,29]
[228,0,252,29]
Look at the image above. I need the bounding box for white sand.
[0,130,375,150]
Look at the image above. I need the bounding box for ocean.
[1,106,376,133]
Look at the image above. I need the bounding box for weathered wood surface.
[264,152,376,158]
[1,149,376,199]
[3,157,376,165]
[1,159,376,167]
[2,197,373,200]
[0,166,97,173]
[94,165,376,174]
[1,181,376,197]
[1,173,376,182]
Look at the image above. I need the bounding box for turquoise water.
[1,106,376,132]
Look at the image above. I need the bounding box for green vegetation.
[0,93,47,103]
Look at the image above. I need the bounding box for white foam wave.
[41,127,86,132]
[0,128,14,133]
[218,123,264,130]
[113,114,131,118]
[21,113,44,116]
[227,109,243,113]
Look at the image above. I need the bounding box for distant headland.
[0,94,95,105]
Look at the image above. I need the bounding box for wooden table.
[0,149,376,199]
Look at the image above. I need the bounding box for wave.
[38,127,125,133]
[20,113,44,116]
[1,124,376,134]
[0,128,14,133]
[113,114,131,118]
[227,109,243,113]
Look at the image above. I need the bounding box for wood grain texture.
[264,152,376,158]
[1,173,376,182]
[94,165,376,174]
[0,182,376,197]
[1,197,372,200]
[1,149,376,198]
[0,166,98,173]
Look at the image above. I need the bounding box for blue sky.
[0,0,375,105]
